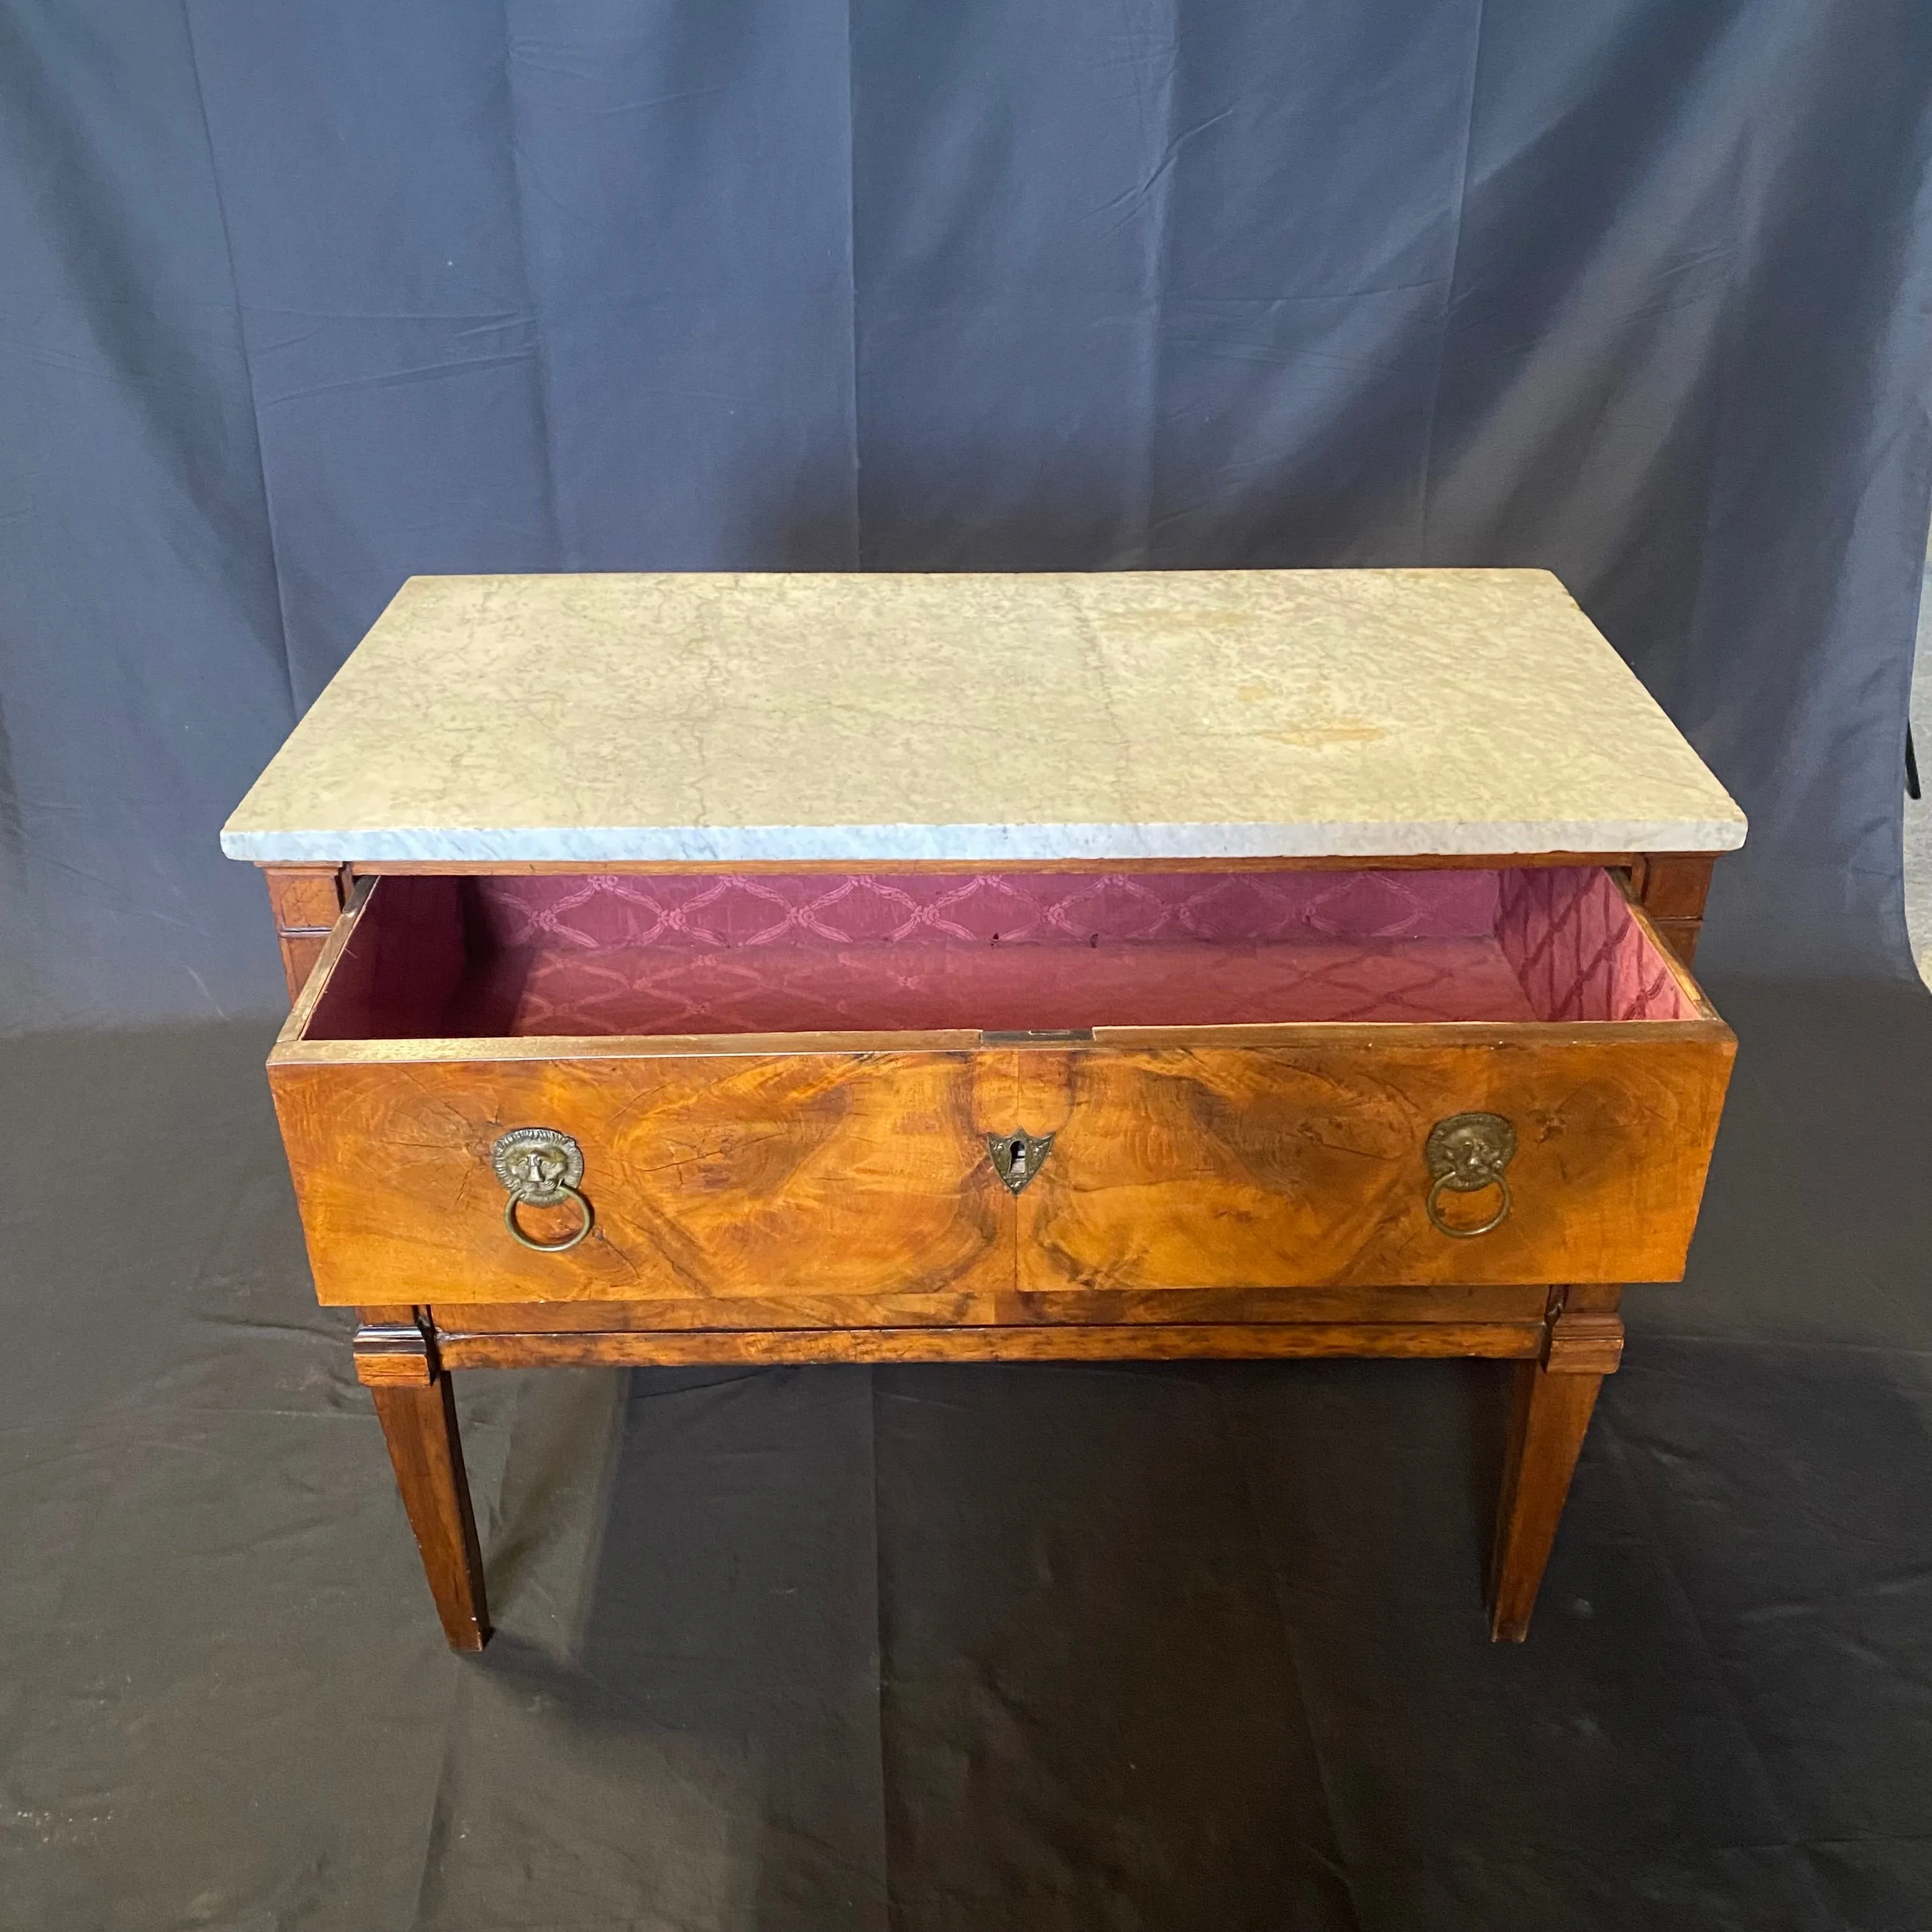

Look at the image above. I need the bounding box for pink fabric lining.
[468,868,1506,950]
[421,868,1692,1037]
[1497,868,1694,1022]
[448,937,1542,1035]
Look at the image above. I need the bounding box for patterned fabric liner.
[1496,868,1694,1023]
[440,868,1692,1036]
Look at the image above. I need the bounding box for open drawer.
[268,867,1735,1305]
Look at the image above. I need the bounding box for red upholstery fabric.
[433,868,1690,1036]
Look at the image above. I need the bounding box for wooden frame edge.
[272,875,376,1052]
[1616,878,1728,1026]
[270,1014,1736,1066]
[434,1318,1549,1368]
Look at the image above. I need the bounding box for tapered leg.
[1487,1298,1624,1642]
[356,1314,490,1652]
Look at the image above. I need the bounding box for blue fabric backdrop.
[2,1,1929,1026]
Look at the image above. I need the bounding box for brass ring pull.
[1425,1169,1512,1239]
[491,1126,594,1255]
[1423,1112,1517,1239]
[503,1181,594,1252]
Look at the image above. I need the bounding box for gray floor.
[10,985,1932,1929]
[1906,567,1932,983]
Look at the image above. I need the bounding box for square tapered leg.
[356,1315,490,1652]
[1488,1299,1623,1641]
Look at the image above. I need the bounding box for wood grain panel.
[263,865,349,933]
[274,1027,1730,1305]
[1636,854,1716,919]
[1008,1033,1734,1289]
[435,1319,1547,1369]
[263,864,352,1003]
[269,1048,1013,1306]
[427,1281,1551,1333]
[1633,854,1715,969]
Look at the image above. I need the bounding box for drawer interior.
[302,867,1698,1041]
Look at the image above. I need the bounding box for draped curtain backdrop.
[2,0,1929,1031]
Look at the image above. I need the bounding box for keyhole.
[1009,1138,1027,1174]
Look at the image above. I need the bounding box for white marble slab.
[222,571,1746,864]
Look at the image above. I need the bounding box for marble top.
[222,571,1746,865]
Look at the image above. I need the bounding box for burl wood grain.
[270,1049,1012,1306]
[272,1026,1730,1306]
[1002,1034,1733,1292]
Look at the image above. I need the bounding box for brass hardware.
[491,1126,585,1204]
[503,1188,593,1252]
[986,1129,1054,1195]
[1423,1112,1516,1238]
[491,1127,594,1254]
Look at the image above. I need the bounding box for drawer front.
[270,1052,1010,1306]
[272,1028,1731,1307]
[1005,1034,1734,1289]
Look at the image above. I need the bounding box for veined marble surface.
[222,571,1747,863]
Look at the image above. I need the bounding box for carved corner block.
[354,1317,439,1388]
[1542,1310,1625,1376]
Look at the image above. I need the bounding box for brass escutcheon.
[1423,1112,1516,1238]
[491,1126,594,1253]
[986,1129,1054,1195]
